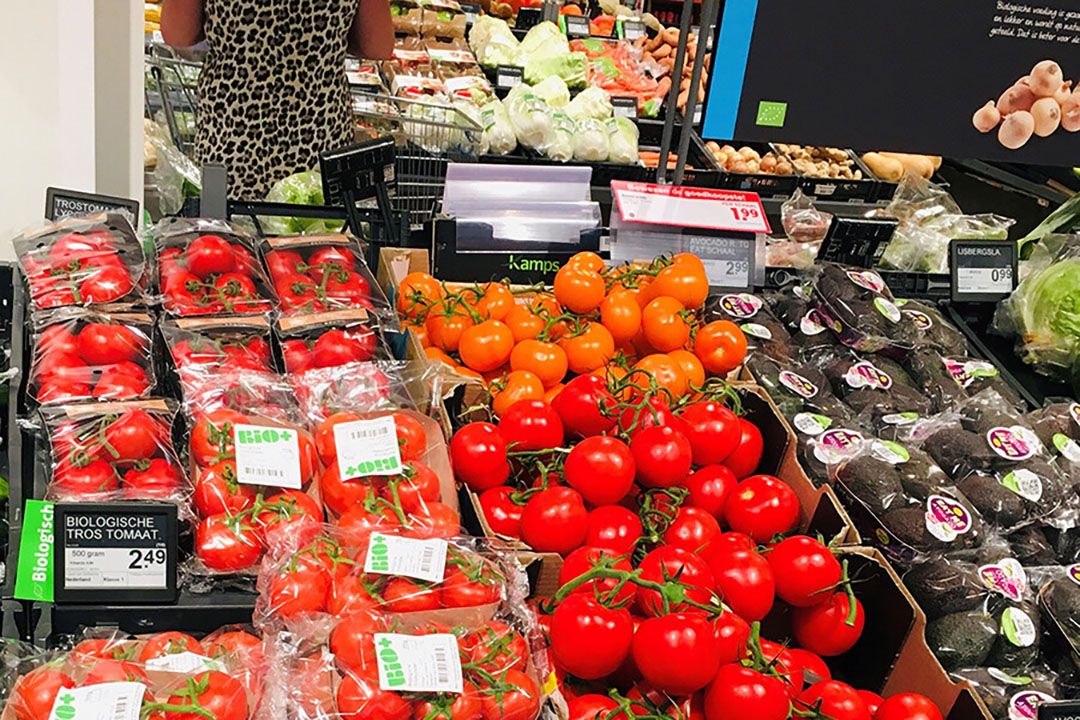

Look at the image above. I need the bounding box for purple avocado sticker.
[720,293,763,319]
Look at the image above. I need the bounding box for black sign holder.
[950,239,1018,303]
[54,502,178,604]
[45,188,140,223]
[817,216,899,268]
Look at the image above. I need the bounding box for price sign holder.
[1040,700,1080,719]
[45,188,140,223]
[609,181,768,290]
[54,502,178,604]
[817,216,898,268]
[495,65,524,90]
[516,7,543,30]
[950,239,1017,303]
[619,19,646,40]
[460,2,480,25]
[612,97,638,119]
[563,14,591,37]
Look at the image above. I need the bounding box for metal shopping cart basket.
[352,91,482,229]
[145,44,202,158]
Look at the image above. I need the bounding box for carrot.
[655,76,672,99]
[653,43,671,59]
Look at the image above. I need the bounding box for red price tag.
[611,182,771,234]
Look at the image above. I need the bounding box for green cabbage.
[262,171,343,235]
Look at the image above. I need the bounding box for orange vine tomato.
[426,301,475,352]
[668,349,706,389]
[554,267,605,314]
[403,321,430,348]
[632,353,689,399]
[398,272,443,320]
[650,256,709,309]
[504,304,546,343]
[600,291,643,343]
[492,370,545,416]
[510,339,568,388]
[641,297,691,352]
[560,322,615,375]
[694,320,748,376]
[425,346,456,366]
[567,251,605,273]
[477,283,515,321]
[458,320,514,372]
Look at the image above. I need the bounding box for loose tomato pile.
[31,312,155,403]
[396,252,748,404]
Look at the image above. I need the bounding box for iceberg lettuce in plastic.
[546,112,575,162]
[573,118,609,162]
[479,98,517,155]
[525,51,588,89]
[606,116,639,164]
[532,75,570,108]
[566,86,613,122]
[469,15,521,67]
[505,85,554,150]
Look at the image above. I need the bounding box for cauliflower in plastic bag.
[479,98,517,155]
[505,85,554,150]
[606,116,639,164]
[546,112,576,162]
[566,86,613,122]
[573,118,610,162]
[519,21,567,58]
[532,75,570,108]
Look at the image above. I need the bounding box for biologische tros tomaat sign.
[701,0,1080,165]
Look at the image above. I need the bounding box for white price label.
[145,652,224,674]
[364,532,448,583]
[957,266,1013,295]
[622,20,645,39]
[64,547,166,589]
[375,633,463,693]
[685,235,756,290]
[612,182,771,234]
[233,424,302,489]
[335,416,403,480]
[48,682,145,720]
[496,67,523,89]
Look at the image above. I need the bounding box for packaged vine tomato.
[150,217,275,317]
[39,399,188,509]
[160,316,275,404]
[28,309,157,405]
[276,309,390,376]
[182,371,324,575]
[259,234,393,322]
[14,212,146,311]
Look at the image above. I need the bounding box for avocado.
[904,558,988,619]
[906,348,968,412]
[892,300,969,356]
[956,472,1028,529]
[1028,403,1080,448]
[896,448,949,501]
[880,506,949,553]
[925,428,997,479]
[1042,575,1080,648]
[926,610,998,670]
[1008,525,1057,566]
[1043,526,1080,565]
[837,454,905,515]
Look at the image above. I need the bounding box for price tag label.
[621,19,645,39]
[48,682,146,720]
[375,633,464,693]
[495,65,523,90]
[54,503,178,603]
[335,416,404,480]
[612,182,771,234]
[612,97,638,119]
[564,14,591,37]
[817,216,898,267]
[234,424,303,489]
[364,532,448,582]
[516,6,542,29]
[45,188,140,223]
[460,2,480,24]
[950,240,1017,302]
[685,235,757,290]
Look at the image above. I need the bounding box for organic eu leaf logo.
[756,101,787,128]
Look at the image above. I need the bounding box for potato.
[706,140,721,153]
[861,152,904,181]
[1029,60,1064,98]
[653,43,671,59]
[879,152,934,179]
[1031,97,1061,137]
[928,156,943,171]
[662,26,679,44]
[997,83,1037,115]
[972,101,1001,133]
[998,111,1035,149]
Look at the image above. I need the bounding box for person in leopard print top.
[162,0,393,199]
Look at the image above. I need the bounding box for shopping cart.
[145,44,201,158]
[352,91,482,229]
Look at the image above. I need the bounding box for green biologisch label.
[233,424,302,489]
[756,101,787,128]
[47,681,146,720]
[15,500,55,602]
[335,416,403,480]
[375,633,463,693]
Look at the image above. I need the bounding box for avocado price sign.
[702,0,1080,165]
[54,502,178,603]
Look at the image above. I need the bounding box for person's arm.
[161,0,205,48]
[349,0,394,60]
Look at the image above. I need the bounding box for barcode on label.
[434,643,451,686]
[112,692,130,720]
[249,467,284,478]
[419,545,436,574]
[336,416,404,479]
[348,425,392,440]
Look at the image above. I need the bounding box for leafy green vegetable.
[1019,191,1080,249]
[1004,252,1080,378]
[262,171,343,235]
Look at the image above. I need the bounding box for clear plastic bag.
[810,262,909,355]
[161,316,276,404]
[261,171,345,236]
[149,217,276,317]
[14,213,147,311]
[28,309,157,405]
[951,666,1060,720]
[39,399,189,511]
[277,310,394,376]
[478,99,517,156]
[780,188,831,247]
[704,292,796,363]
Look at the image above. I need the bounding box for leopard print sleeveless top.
[195,0,357,199]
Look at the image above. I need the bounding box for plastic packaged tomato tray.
[259,234,395,323]
[149,217,276,317]
[27,309,158,406]
[160,316,275,404]
[13,213,148,312]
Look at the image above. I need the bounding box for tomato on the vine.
[552,374,616,438]
[585,505,642,556]
[633,612,722,695]
[549,593,633,679]
[703,664,790,720]
[563,435,635,506]
[520,486,588,554]
[796,681,870,720]
[766,535,842,608]
[630,425,692,488]
[706,546,775,622]
[694,320,748,376]
[872,694,942,720]
[723,418,764,479]
[636,545,716,616]
[678,401,741,466]
[450,422,510,492]
[559,546,636,604]
[792,591,865,657]
[498,399,564,451]
[11,669,75,720]
[478,486,524,538]
[663,506,721,554]
[723,475,800,542]
[683,465,737,520]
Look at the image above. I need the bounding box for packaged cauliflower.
[566,86,613,122]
